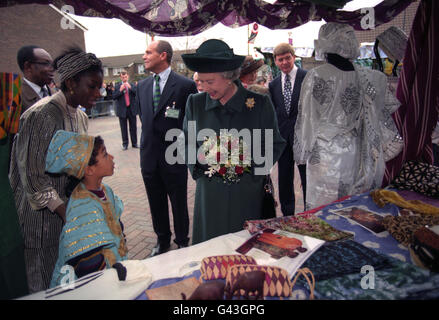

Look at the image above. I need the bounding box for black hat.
[182,39,245,73]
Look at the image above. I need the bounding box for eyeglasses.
[31,61,53,68]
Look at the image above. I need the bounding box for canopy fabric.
[384,0,439,185]
[2,0,414,36]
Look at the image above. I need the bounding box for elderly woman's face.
[197,73,232,101]
[71,71,103,109]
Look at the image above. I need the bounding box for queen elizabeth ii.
[181,39,286,244]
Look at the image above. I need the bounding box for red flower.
[235,166,243,175]
[239,154,244,161]
[219,167,227,175]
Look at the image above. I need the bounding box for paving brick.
[88,115,304,260]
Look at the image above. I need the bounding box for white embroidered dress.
[293,64,402,210]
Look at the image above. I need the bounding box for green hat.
[182,39,245,73]
[45,130,95,179]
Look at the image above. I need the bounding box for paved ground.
[88,114,304,260]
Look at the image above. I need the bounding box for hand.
[124,82,131,90]
[54,203,67,224]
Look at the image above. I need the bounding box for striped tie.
[153,74,161,113]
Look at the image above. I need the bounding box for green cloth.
[0,243,28,299]
[0,137,28,299]
[183,81,286,244]
[0,137,24,256]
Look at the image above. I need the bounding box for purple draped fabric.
[383,0,439,185]
[2,0,414,36]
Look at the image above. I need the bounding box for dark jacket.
[113,82,137,117]
[268,68,307,145]
[134,70,197,174]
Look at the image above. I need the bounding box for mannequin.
[326,53,354,71]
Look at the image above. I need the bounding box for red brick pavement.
[88,115,304,260]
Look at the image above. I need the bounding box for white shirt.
[153,66,171,95]
[24,77,45,98]
[281,65,298,94]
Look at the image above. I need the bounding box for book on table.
[236,228,325,277]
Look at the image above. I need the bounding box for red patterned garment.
[384,0,439,185]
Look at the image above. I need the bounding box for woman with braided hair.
[9,47,103,293]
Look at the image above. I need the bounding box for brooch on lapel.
[245,98,255,110]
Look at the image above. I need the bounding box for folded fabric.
[383,215,439,246]
[244,213,353,241]
[371,189,439,216]
[225,264,292,297]
[312,257,439,300]
[200,255,257,280]
[389,160,439,199]
[298,240,391,282]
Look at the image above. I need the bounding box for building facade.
[0,4,86,76]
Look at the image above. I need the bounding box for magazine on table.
[235,228,325,277]
[330,205,389,234]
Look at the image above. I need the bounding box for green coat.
[183,81,286,244]
[0,137,28,299]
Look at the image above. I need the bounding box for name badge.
[165,102,180,119]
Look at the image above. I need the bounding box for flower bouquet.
[199,133,252,184]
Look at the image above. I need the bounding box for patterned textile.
[8,91,88,292]
[293,61,401,210]
[1,1,412,36]
[298,240,391,282]
[311,191,410,262]
[389,160,439,199]
[0,73,21,139]
[55,51,102,83]
[200,255,257,280]
[45,130,94,179]
[312,257,439,300]
[314,23,359,60]
[225,264,292,297]
[384,0,439,185]
[376,26,408,63]
[382,215,439,247]
[244,213,353,242]
[50,182,127,288]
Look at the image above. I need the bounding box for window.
[138,64,145,74]
[104,67,109,76]
[113,67,124,76]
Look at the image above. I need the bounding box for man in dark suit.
[113,70,138,150]
[269,43,307,216]
[134,40,198,256]
[17,45,55,112]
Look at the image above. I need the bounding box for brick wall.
[0,4,85,77]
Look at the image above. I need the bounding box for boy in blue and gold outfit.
[46,130,127,288]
